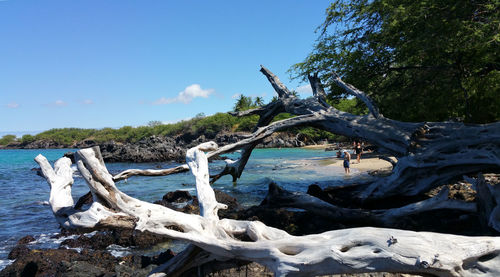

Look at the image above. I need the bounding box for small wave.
[32,232,81,248]
[0,259,14,271]
[35,200,50,206]
[107,244,132,257]
[83,231,98,238]
[59,245,83,253]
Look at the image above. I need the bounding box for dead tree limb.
[263,182,476,226]
[35,144,500,276]
[213,66,500,202]
[110,66,499,204]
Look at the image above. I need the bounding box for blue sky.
[0,0,331,135]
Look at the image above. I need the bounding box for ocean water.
[0,147,348,269]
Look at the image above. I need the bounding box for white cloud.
[296,84,313,95]
[7,102,19,108]
[44,100,67,107]
[232,93,242,99]
[54,100,67,106]
[82,99,94,105]
[154,84,214,105]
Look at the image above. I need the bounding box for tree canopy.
[232,94,266,112]
[291,0,499,123]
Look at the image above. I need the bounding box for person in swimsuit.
[343,150,351,174]
[355,142,363,163]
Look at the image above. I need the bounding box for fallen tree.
[35,143,500,276]
[112,66,500,204]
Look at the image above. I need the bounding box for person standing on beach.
[355,142,363,163]
[343,150,351,174]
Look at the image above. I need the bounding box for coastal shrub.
[35,128,97,146]
[20,134,35,144]
[92,128,117,143]
[193,113,236,138]
[234,115,259,132]
[0,134,16,145]
[24,101,347,146]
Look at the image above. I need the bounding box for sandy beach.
[302,144,394,175]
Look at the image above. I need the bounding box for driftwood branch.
[308,73,329,108]
[378,155,397,168]
[35,144,500,276]
[110,66,499,204]
[331,72,382,119]
[263,182,476,226]
[113,165,189,182]
[469,174,500,232]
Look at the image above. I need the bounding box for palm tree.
[254,97,264,107]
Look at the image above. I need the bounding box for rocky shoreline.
[2,132,328,163]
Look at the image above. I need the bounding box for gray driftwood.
[112,66,500,203]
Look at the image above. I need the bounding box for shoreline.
[301,143,394,175]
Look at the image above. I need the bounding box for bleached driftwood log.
[36,144,500,276]
[113,165,189,182]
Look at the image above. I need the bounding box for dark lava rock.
[60,229,171,250]
[1,247,155,277]
[63,151,76,163]
[31,167,43,177]
[214,132,248,146]
[60,232,115,250]
[17,235,35,245]
[23,139,61,149]
[74,191,93,210]
[214,190,241,219]
[259,133,306,148]
[155,189,241,219]
[72,139,97,148]
[162,190,193,203]
[8,245,30,260]
[237,205,345,236]
[99,136,186,163]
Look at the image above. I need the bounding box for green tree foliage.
[233,94,265,112]
[20,134,35,144]
[333,98,368,115]
[254,97,264,107]
[291,0,499,123]
[35,128,97,145]
[0,134,16,146]
[147,120,163,127]
[233,95,254,112]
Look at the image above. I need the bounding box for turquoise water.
[0,148,346,269]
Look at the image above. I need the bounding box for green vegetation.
[291,0,499,123]
[233,95,265,112]
[1,95,359,147]
[0,135,16,146]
